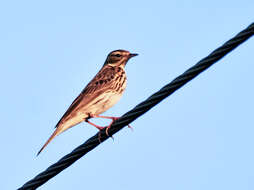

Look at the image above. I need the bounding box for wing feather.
[55,66,119,128]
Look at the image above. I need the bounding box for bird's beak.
[129,53,138,58]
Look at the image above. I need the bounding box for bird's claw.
[98,126,114,143]
[128,125,133,131]
[106,127,114,140]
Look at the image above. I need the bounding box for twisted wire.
[18,23,254,190]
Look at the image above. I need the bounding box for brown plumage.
[37,50,138,155]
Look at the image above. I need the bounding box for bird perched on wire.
[37,49,138,155]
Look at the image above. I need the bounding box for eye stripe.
[111,53,121,57]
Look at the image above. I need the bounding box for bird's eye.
[114,54,121,57]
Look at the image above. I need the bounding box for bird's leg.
[85,120,105,131]
[90,115,133,136]
[85,114,105,130]
[85,114,114,141]
[96,115,133,131]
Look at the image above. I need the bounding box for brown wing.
[55,65,120,128]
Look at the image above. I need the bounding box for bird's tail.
[37,126,64,156]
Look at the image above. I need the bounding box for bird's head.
[103,50,138,67]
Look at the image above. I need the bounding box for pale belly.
[88,91,124,116]
[59,91,123,133]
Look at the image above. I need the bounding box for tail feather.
[37,119,83,156]
[37,127,62,156]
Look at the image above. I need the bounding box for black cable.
[18,23,254,190]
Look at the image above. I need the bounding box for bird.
[37,49,138,155]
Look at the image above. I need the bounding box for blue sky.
[1,1,254,190]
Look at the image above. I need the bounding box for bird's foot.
[85,114,133,142]
[104,117,133,136]
[91,115,133,132]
